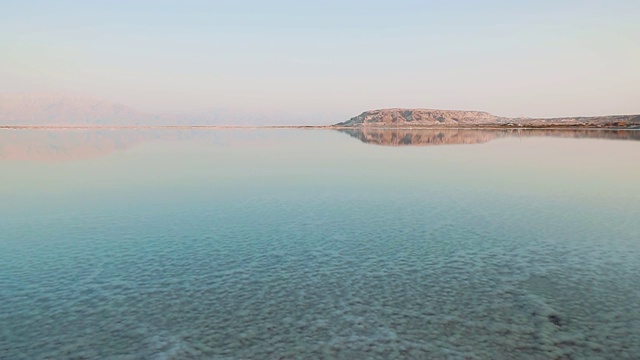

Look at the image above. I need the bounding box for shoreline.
[1,125,639,131]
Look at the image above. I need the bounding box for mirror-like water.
[1,129,639,359]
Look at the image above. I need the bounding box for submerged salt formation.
[1,130,639,359]
[2,186,639,359]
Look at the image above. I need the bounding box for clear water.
[1,129,639,359]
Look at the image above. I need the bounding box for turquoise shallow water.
[1,129,639,359]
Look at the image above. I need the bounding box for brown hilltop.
[337,109,501,127]
[336,108,640,128]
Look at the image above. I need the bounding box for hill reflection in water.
[1,128,639,162]
[339,128,640,146]
[0,129,272,162]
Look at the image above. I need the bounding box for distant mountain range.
[0,94,147,126]
[2,95,640,128]
[336,109,640,128]
[0,94,330,126]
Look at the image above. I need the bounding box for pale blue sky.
[1,0,639,119]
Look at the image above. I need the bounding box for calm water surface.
[1,129,639,359]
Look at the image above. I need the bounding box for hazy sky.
[1,0,639,118]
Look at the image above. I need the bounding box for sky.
[1,0,639,120]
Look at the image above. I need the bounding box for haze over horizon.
[2,1,639,124]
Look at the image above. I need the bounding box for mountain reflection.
[1,128,639,161]
[339,128,640,146]
[0,129,270,162]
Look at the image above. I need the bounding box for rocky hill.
[336,108,640,128]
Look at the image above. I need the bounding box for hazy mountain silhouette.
[0,94,333,126]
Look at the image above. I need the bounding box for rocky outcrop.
[337,109,501,127]
[336,109,640,128]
